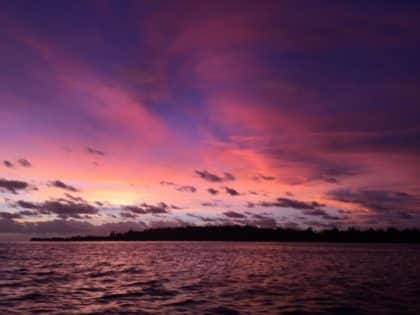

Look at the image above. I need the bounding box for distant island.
[31,225,420,243]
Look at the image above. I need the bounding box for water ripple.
[0,242,419,314]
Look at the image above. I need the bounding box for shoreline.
[30,225,420,243]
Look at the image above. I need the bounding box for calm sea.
[1,242,419,314]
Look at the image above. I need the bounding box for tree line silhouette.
[31,225,420,243]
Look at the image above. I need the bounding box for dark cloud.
[302,209,341,221]
[315,165,362,184]
[17,159,31,168]
[251,213,272,220]
[306,164,363,185]
[85,146,105,156]
[120,212,138,219]
[39,201,98,219]
[195,170,235,182]
[253,174,276,181]
[0,178,30,194]
[122,206,148,214]
[160,181,197,193]
[64,193,87,203]
[276,198,324,210]
[195,170,222,182]
[3,160,14,168]
[223,211,246,218]
[50,180,79,192]
[16,200,38,209]
[319,176,339,184]
[16,199,99,219]
[225,187,240,196]
[0,212,22,220]
[255,197,323,210]
[265,149,363,185]
[1,159,31,168]
[19,210,38,216]
[176,185,197,193]
[0,211,38,220]
[207,188,219,195]
[325,189,420,227]
[123,202,170,215]
[187,213,219,223]
[323,129,420,155]
[223,211,278,228]
[327,189,420,214]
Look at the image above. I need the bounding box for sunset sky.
[1,0,419,239]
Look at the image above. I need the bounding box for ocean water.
[0,242,419,315]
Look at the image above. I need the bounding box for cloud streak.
[123,202,171,215]
[195,170,235,183]
[85,146,105,156]
[17,159,31,167]
[225,187,240,196]
[0,179,31,194]
[255,198,324,210]
[327,189,420,214]
[176,185,197,193]
[17,199,98,219]
[50,180,79,192]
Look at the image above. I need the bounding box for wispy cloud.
[252,174,276,181]
[16,199,98,219]
[327,189,420,216]
[85,146,105,156]
[123,202,171,215]
[223,211,246,218]
[255,198,324,210]
[195,170,235,183]
[49,180,79,192]
[176,185,197,193]
[17,159,31,167]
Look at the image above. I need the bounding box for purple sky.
[1,1,420,239]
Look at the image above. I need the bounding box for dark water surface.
[1,242,419,315]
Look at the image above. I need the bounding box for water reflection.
[0,242,419,314]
